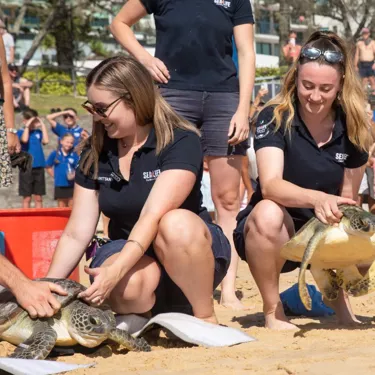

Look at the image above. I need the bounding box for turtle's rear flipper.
[10,321,57,360]
[109,328,151,352]
[347,262,375,297]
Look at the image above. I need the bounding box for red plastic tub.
[0,208,79,281]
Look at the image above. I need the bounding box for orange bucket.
[0,208,79,281]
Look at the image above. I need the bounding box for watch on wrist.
[6,128,18,134]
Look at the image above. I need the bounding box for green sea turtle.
[0,278,151,359]
[281,205,375,310]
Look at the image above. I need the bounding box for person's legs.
[23,88,31,107]
[57,199,68,207]
[153,209,217,323]
[22,196,31,208]
[101,254,161,314]
[244,200,297,330]
[33,194,43,208]
[207,155,247,310]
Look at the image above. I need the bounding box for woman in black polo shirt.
[47,56,231,324]
[234,31,370,330]
[110,0,255,310]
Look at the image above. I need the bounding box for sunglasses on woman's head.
[300,47,344,64]
[81,95,125,118]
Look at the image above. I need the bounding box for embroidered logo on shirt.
[143,169,161,182]
[35,133,41,139]
[214,0,231,9]
[68,158,75,164]
[335,153,348,163]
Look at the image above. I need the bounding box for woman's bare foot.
[196,313,219,325]
[323,291,361,325]
[220,293,253,311]
[264,302,299,330]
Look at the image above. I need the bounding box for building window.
[256,42,272,55]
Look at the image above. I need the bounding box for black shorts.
[233,205,306,273]
[90,222,231,316]
[358,61,374,78]
[54,186,74,200]
[160,88,248,157]
[18,167,46,197]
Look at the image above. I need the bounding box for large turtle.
[281,205,375,310]
[0,278,151,359]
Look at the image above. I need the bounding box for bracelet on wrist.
[127,239,146,255]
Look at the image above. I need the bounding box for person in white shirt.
[0,19,14,64]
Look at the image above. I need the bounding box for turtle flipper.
[109,328,151,352]
[336,266,363,292]
[298,224,326,310]
[10,321,57,360]
[346,262,375,297]
[310,267,339,301]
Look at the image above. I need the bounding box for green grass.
[30,94,87,116]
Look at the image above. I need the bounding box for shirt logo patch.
[335,153,348,163]
[35,133,41,139]
[74,132,81,138]
[68,158,75,164]
[214,0,231,8]
[98,176,112,182]
[255,121,270,140]
[143,169,161,182]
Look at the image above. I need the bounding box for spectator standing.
[8,64,33,111]
[354,28,375,94]
[46,108,84,147]
[17,109,49,208]
[110,0,256,310]
[282,30,302,66]
[46,133,79,208]
[0,19,14,64]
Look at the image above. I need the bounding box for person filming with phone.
[283,30,302,66]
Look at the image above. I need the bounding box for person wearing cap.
[8,64,33,111]
[354,27,375,94]
[0,19,14,64]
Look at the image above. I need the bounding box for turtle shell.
[0,278,86,330]
[281,205,375,268]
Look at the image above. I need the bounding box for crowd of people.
[0,0,375,332]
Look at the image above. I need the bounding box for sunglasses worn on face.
[300,47,344,64]
[82,95,125,118]
[63,114,74,119]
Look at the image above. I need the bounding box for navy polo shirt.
[237,105,368,228]
[46,149,79,187]
[17,128,46,168]
[140,0,254,92]
[75,128,211,240]
[52,123,84,147]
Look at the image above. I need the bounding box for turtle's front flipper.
[310,267,339,301]
[109,328,151,352]
[298,224,326,310]
[346,262,375,297]
[10,321,57,360]
[336,266,363,292]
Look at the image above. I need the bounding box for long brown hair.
[265,31,369,151]
[79,56,199,177]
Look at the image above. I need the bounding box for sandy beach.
[2,260,375,375]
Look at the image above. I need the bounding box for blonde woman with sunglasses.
[233,31,370,330]
[46,56,231,324]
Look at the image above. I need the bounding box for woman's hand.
[7,132,21,155]
[314,194,357,225]
[140,55,170,84]
[77,265,121,305]
[228,110,249,145]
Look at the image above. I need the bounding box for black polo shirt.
[237,105,368,228]
[75,128,211,240]
[140,0,254,92]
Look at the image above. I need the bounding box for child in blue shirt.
[46,108,86,147]
[17,108,49,208]
[45,133,79,207]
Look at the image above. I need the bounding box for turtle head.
[69,304,116,348]
[342,207,375,237]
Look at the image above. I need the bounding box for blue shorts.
[90,222,231,315]
[358,61,374,78]
[160,88,248,157]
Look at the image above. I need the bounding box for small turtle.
[0,278,151,359]
[281,205,375,310]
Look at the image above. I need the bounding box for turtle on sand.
[281,205,375,311]
[0,278,151,359]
